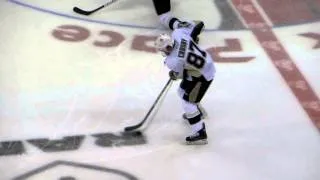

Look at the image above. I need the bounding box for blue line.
[7,0,320,31]
[8,0,222,31]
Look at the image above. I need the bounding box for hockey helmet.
[155,33,174,56]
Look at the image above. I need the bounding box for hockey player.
[152,0,173,28]
[152,0,204,42]
[154,21,216,145]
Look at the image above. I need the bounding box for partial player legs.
[179,76,211,122]
[153,0,205,43]
[179,76,212,104]
[178,76,212,144]
[182,100,208,145]
[152,0,171,15]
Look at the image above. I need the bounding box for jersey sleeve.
[164,56,184,77]
[172,27,192,38]
[172,20,199,37]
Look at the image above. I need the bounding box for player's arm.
[172,21,205,43]
[165,57,184,80]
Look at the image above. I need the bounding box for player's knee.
[182,100,199,115]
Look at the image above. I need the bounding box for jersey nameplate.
[178,39,187,58]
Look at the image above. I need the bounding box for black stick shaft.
[124,79,172,132]
[73,0,118,15]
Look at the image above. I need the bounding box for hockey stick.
[124,79,173,132]
[73,0,118,16]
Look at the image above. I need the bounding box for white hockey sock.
[159,12,173,29]
[191,120,204,134]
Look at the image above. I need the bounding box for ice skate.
[186,123,208,145]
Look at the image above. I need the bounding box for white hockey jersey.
[164,26,215,81]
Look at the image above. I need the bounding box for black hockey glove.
[169,70,179,80]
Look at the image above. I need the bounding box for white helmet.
[155,33,174,55]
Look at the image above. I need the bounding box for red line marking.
[232,0,320,129]
[256,0,316,25]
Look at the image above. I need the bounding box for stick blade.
[124,124,141,132]
[121,130,143,136]
[73,7,91,15]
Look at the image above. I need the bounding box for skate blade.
[186,139,208,145]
